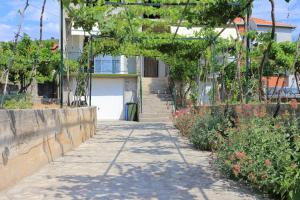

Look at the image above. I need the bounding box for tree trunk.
[39,0,47,45]
[29,0,47,99]
[258,0,275,101]
[1,0,29,107]
[233,22,244,102]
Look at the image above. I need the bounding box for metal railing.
[94,60,121,74]
[266,87,300,99]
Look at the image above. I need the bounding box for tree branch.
[1,0,29,107]
[258,0,275,101]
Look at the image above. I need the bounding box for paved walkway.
[0,121,260,200]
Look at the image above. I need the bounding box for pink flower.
[265,159,271,167]
[235,151,246,159]
[290,99,298,110]
[244,104,252,110]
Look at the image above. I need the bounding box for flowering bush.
[174,103,300,199]
[189,108,233,151]
[217,117,300,200]
[290,99,299,110]
[173,108,196,136]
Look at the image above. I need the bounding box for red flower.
[233,164,240,176]
[235,151,246,159]
[243,104,252,110]
[265,159,271,167]
[290,99,298,110]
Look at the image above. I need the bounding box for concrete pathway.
[0,121,261,200]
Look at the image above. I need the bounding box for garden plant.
[174,101,300,200]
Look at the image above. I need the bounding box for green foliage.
[64,0,253,104]
[217,116,300,200]
[2,94,32,109]
[0,35,61,88]
[189,108,232,150]
[175,105,300,199]
[0,34,82,94]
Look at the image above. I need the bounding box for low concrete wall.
[0,107,97,190]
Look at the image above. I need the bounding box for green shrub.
[217,116,300,200]
[189,108,232,151]
[189,116,217,151]
[3,98,32,109]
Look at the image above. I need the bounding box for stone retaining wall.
[0,107,97,190]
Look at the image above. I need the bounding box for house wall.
[91,77,137,120]
[261,76,289,87]
[198,81,213,105]
[168,25,293,43]
[128,57,137,74]
[256,26,293,42]
[158,60,167,77]
[66,34,85,60]
[288,74,299,89]
[170,26,239,39]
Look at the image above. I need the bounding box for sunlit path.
[0,121,261,200]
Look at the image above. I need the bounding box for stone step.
[142,90,170,95]
[142,100,173,105]
[142,106,172,111]
[142,102,173,109]
[142,96,173,102]
[140,110,171,113]
[139,117,171,122]
[139,79,172,123]
[139,113,171,118]
[142,96,172,100]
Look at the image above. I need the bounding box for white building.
[64,15,296,116]
[64,14,170,120]
[234,17,296,42]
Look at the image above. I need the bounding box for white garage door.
[91,79,124,120]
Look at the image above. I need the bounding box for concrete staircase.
[139,78,173,122]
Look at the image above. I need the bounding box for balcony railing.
[94,60,122,74]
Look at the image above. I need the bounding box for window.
[94,55,121,74]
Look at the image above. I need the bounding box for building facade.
[64,14,296,117]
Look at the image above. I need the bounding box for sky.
[0,0,299,42]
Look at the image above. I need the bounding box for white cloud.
[0,0,60,41]
[43,22,59,38]
[0,23,16,41]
